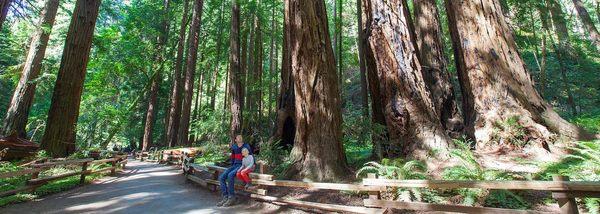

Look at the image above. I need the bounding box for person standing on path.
[217,135,252,207]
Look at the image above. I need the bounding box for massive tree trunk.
[178,0,204,146]
[445,0,595,148]
[357,0,368,118]
[546,0,578,116]
[0,0,10,29]
[229,0,243,140]
[2,0,60,138]
[142,0,170,151]
[166,0,189,148]
[286,0,348,181]
[363,0,451,160]
[571,0,600,47]
[413,0,463,138]
[40,0,102,157]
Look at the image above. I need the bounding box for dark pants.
[219,164,241,197]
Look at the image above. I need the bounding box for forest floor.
[0,160,305,214]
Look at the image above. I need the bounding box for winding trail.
[0,160,291,214]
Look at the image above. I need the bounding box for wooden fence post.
[367,173,380,200]
[111,155,117,175]
[80,161,88,184]
[552,175,579,214]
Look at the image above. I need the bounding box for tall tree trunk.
[268,2,276,123]
[572,0,600,47]
[413,0,463,138]
[546,0,577,116]
[2,0,60,138]
[166,0,189,148]
[252,17,263,123]
[337,0,343,105]
[229,0,243,140]
[357,0,368,118]
[142,0,170,151]
[445,0,595,148]
[209,1,225,111]
[0,0,10,29]
[363,0,451,160]
[178,0,204,146]
[40,0,102,157]
[286,0,348,181]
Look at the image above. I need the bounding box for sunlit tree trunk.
[2,0,60,138]
[445,0,595,148]
[571,0,600,47]
[41,0,102,157]
[229,0,243,140]
[0,0,10,29]
[413,0,463,138]
[178,0,204,146]
[285,0,348,181]
[364,0,451,160]
[357,0,368,118]
[166,0,189,148]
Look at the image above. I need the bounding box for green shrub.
[490,116,528,147]
[357,158,428,202]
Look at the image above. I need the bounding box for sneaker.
[216,196,228,207]
[222,197,236,207]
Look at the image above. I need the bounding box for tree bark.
[363,0,451,160]
[166,0,189,148]
[357,0,368,118]
[142,0,170,151]
[178,0,204,146]
[337,0,343,105]
[445,0,595,148]
[268,2,276,122]
[572,0,600,47]
[286,0,348,181]
[2,0,60,138]
[209,0,225,111]
[40,0,102,157]
[229,0,243,140]
[413,0,463,138]
[0,0,10,29]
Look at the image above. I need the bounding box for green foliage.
[572,114,600,134]
[356,158,428,202]
[193,144,228,166]
[490,116,528,147]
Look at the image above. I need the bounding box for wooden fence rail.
[180,157,600,214]
[0,155,127,198]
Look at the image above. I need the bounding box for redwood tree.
[363,0,451,159]
[0,0,10,29]
[165,0,189,148]
[413,0,463,138]
[41,0,102,157]
[228,0,243,140]
[571,0,600,47]
[2,0,60,138]
[286,0,348,181]
[178,0,204,146]
[445,0,595,147]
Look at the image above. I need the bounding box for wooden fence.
[181,157,600,214]
[0,154,127,198]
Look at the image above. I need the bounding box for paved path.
[0,160,291,214]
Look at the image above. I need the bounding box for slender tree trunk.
[2,0,60,138]
[445,0,595,148]
[166,0,189,148]
[413,0,463,138]
[546,0,578,116]
[252,17,263,123]
[572,0,600,47]
[40,0,102,157]
[208,1,225,111]
[142,0,170,151]
[337,0,343,104]
[363,0,451,160]
[268,2,276,123]
[229,0,243,140]
[0,0,10,29]
[286,0,348,181]
[178,0,204,146]
[357,0,368,118]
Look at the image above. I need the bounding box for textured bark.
[178,0,204,146]
[142,0,170,151]
[41,0,102,157]
[229,0,243,140]
[413,0,463,138]
[357,0,368,118]
[166,0,189,148]
[0,0,10,29]
[445,0,595,147]
[363,0,451,159]
[572,0,600,47]
[2,0,60,138]
[286,0,348,181]
[336,0,343,104]
[267,2,276,121]
[546,0,577,116]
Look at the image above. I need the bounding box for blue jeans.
[219,164,241,197]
